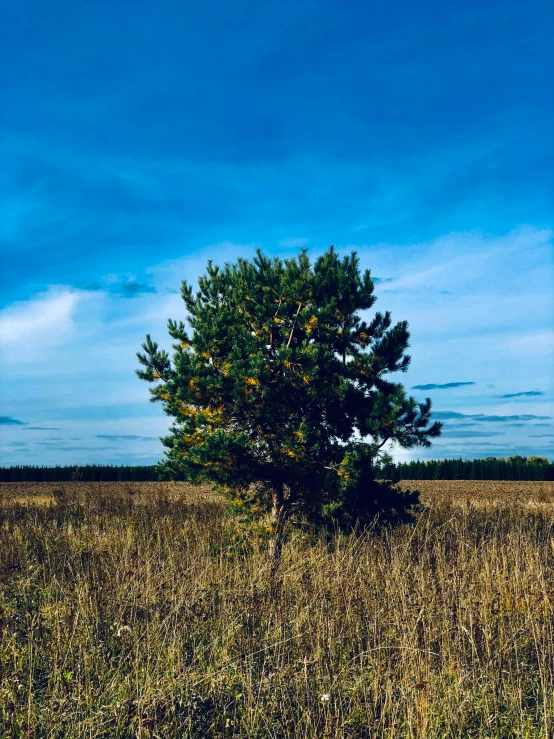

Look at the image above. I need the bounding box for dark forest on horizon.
[1,456,553,482]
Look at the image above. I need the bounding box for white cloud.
[366,226,553,293]
[0,289,80,352]
[357,227,553,355]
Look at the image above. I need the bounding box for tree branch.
[377,436,390,450]
[286,302,303,349]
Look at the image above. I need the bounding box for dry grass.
[401,480,554,509]
[0,481,553,737]
[0,481,218,507]
[2,479,552,509]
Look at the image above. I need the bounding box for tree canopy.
[137,247,442,561]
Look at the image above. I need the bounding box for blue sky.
[1,0,553,465]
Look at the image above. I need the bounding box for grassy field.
[0,481,553,738]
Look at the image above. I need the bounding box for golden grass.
[0,481,553,737]
[2,479,552,508]
[400,480,554,508]
[0,481,218,507]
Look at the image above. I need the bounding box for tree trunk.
[268,482,286,577]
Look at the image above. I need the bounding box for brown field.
[401,479,554,507]
[0,480,219,507]
[1,478,552,509]
[0,480,553,737]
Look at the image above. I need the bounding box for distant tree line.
[0,456,552,483]
[0,465,160,482]
[382,456,554,482]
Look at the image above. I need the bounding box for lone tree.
[137,247,441,568]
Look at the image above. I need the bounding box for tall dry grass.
[0,485,553,737]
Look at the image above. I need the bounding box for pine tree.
[137,247,442,570]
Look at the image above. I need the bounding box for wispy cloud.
[120,283,157,298]
[433,412,550,423]
[375,228,553,296]
[81,278,158,298]
[57,446,113,452]
[413,382,475,390]
[0,289,80,355]
[22,427,61,431]
[0,417,27,425]
[95,434,159,441]
[444,421,479,427]
[497,390,545,398]
[474,414,550,423]
[371,276,394,284]
[439,430,504,438]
